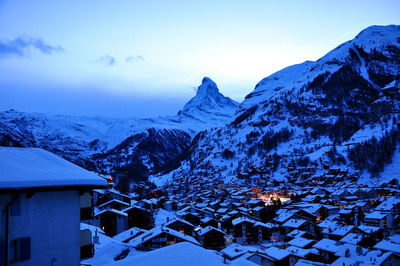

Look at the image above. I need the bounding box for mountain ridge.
[152,24,400,187]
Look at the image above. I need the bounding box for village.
[1,147,400,266]
[79,164,400,265]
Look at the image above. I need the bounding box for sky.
[0,0,399,118]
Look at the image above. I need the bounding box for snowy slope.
[154,25,400,185]
[0,77,239,183]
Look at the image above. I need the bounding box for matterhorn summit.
[179,77,239,122]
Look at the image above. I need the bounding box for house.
[124,205,153,229]
[200,217,220,228]
[93,208,128,236]
[364,211,393,229]
[196,226,227,250]
[232,217,257,244]
[98,198,130,211]
[97,188,131,206]
[0,147,107,265]
[287,236,316,249]
[164,218,195,236]
[312,238,340,263]
[164,200,178,212]
[79,223,103,260]
[282,219,318,237]
[128,226,200,249]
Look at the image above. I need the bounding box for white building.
[0,147,107,266]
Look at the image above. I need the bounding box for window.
[9,237,31,262]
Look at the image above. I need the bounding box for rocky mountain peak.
[180,77,239,120]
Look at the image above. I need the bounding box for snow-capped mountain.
[0,77,238,184]
[178,77,239,122]
[154,25,400,186]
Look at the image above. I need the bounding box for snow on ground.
[104,242,255,266]
[81,224,142,265]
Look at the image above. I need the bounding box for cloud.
[93,55,116,66]
[125,55,144,63]
[0,36,64,57]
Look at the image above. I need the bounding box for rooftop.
[0,147,107,190]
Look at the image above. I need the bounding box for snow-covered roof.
[340,233,363,245]
[253,221,275,228]
[98,199,130,208]
[365,211,388,220]
[164,217,195,228]
[221,243,260,260]
[197,226,226,236]
[360,250,393,265]
[282,219,307,228]
[285,246,318,258]
[112,227,146,242]
[374,240,400,255]
[0,147,107,189]
[357,225,381,234]
[313,238,341,253]
[95,208,128,217]
[128,226,199,247]
[232,216,255,226]
[288,237,315,248]
[334,243,367,257]
[264,246,290,261]
[80,223,105,235]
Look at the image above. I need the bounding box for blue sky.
[0,0,399,117]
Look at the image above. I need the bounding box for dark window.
[10,194,21,216]
[9,237,31,262]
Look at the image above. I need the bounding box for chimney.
[356,246,362,255]
[93,228,100,244]
[345,249,350,258]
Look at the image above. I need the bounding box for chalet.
[197,226,227,250]
[98,198,130,211]
[112,227,146,243]
[253,221,286,243]
[0,147,107,265]
[282,219,318,237]
[129,226,200,249]
[139,199,158,211]
[220,243,253,261]
[179,212,201,226]
[232,217,257,244]
[200,217,221,228]
[123,205,153,230]
[374,240,400,256]
[357,225,389,241]
[164,218,195,236]
[358,250,400,266]
[97,188,131,206]
[93,208,128,236]
[287,236,316,249]
[259,246,302,266]
[364,211,393,229]
[164,200,178,211]
[312,238,340,263]
[381,79,400,98]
